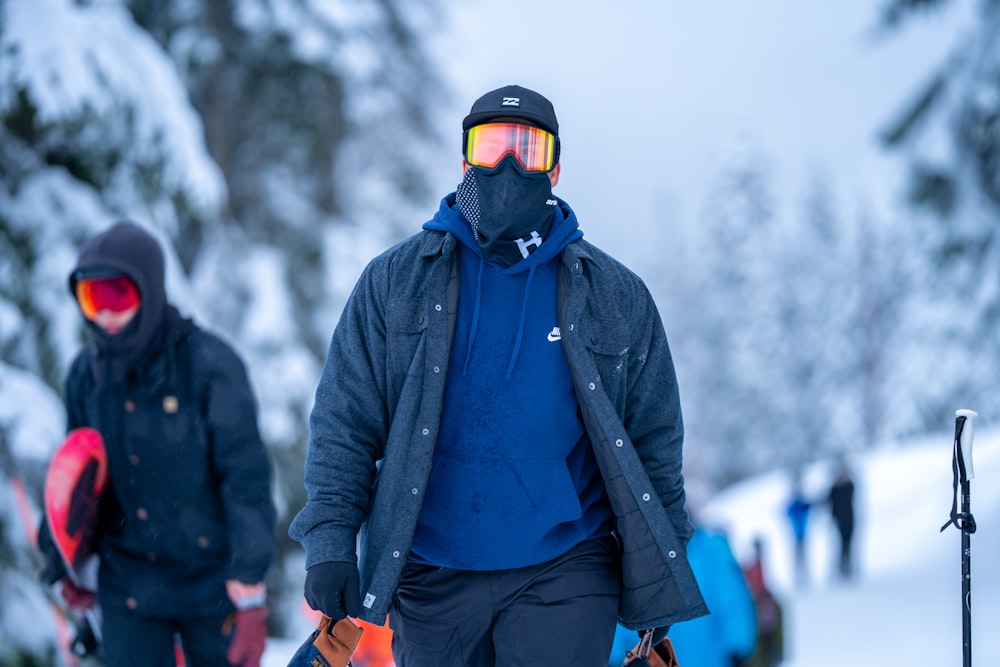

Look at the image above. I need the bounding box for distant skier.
[827,459,856,580]
[742,537,784,667]
[785,474,811,587]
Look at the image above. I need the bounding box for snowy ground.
[263,637,304,666]
[699,423,1000,666]
[258,421,1000,666]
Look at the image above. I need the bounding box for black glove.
[730,655,748,667]
[640,626,670,644]
[304,561,361,620]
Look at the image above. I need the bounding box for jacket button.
[668,550,677,559]
[197,536,210,548]
[422,428,430,436]
[163,396,178,413]
[417,316,424,325]
[411,488,418,495]
[124,400,135,412]
[126,597,138,609]
[393,551,400,558]
[435,304,442,311]
[591,337,598,344]
[433,366,440,373]
[642,493,651,502]
[136,507,149,520]
[129,454,140,465]
[588,382,596,391]
[615,439,624,447]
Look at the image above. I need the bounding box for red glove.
[226,605,268,667]
[60,578,96,611]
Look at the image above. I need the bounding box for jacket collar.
[418,228,457,258]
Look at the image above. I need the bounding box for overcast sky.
[429,2,970,262]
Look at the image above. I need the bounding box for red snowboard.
[44,427,108,592]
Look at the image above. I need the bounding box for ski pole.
[940,408,977,667]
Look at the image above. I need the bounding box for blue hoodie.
[409,193,613,569]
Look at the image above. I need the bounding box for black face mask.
[456,156,555,266]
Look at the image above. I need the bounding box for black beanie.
[462,84,559,136]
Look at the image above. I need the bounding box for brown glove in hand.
[60,578,97,611]
[312,615,365,667]
[226,605,268,667]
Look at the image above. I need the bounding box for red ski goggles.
[75,275,140,320]
[464,122,558,172]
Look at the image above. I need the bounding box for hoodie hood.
[423,191,583,272]
[69,221,170,384]
[424,192,583,377]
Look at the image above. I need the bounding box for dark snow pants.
[100,603,233,667]
[389,535,621,667]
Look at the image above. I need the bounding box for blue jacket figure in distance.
[786,475,812,587]
[290,84,707,666]
[608,526,757,667]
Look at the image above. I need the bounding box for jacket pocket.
[386,303,428,382]
[585,335,629,413]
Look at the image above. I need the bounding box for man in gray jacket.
[290,84,706,667]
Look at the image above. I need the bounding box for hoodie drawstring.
[461,255,486,376]
[505,265,536,380]
[462,258,536,380]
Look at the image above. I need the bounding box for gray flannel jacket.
[289,229,708,629]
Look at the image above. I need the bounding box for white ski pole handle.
[956,409,978,481]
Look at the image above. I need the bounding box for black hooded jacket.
[58,221,276,617]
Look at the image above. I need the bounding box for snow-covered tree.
[769,174,861,463]
[673,142,873,488]
[677,138,784,484]
[1,0,227,658]
[877,0,1000,429]
[1,0,444,658]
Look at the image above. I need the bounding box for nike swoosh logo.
[547,327,561,342]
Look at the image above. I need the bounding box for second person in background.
[40,221,276,667]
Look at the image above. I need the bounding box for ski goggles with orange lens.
[75,275,140,320]
[464,122,558,172]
